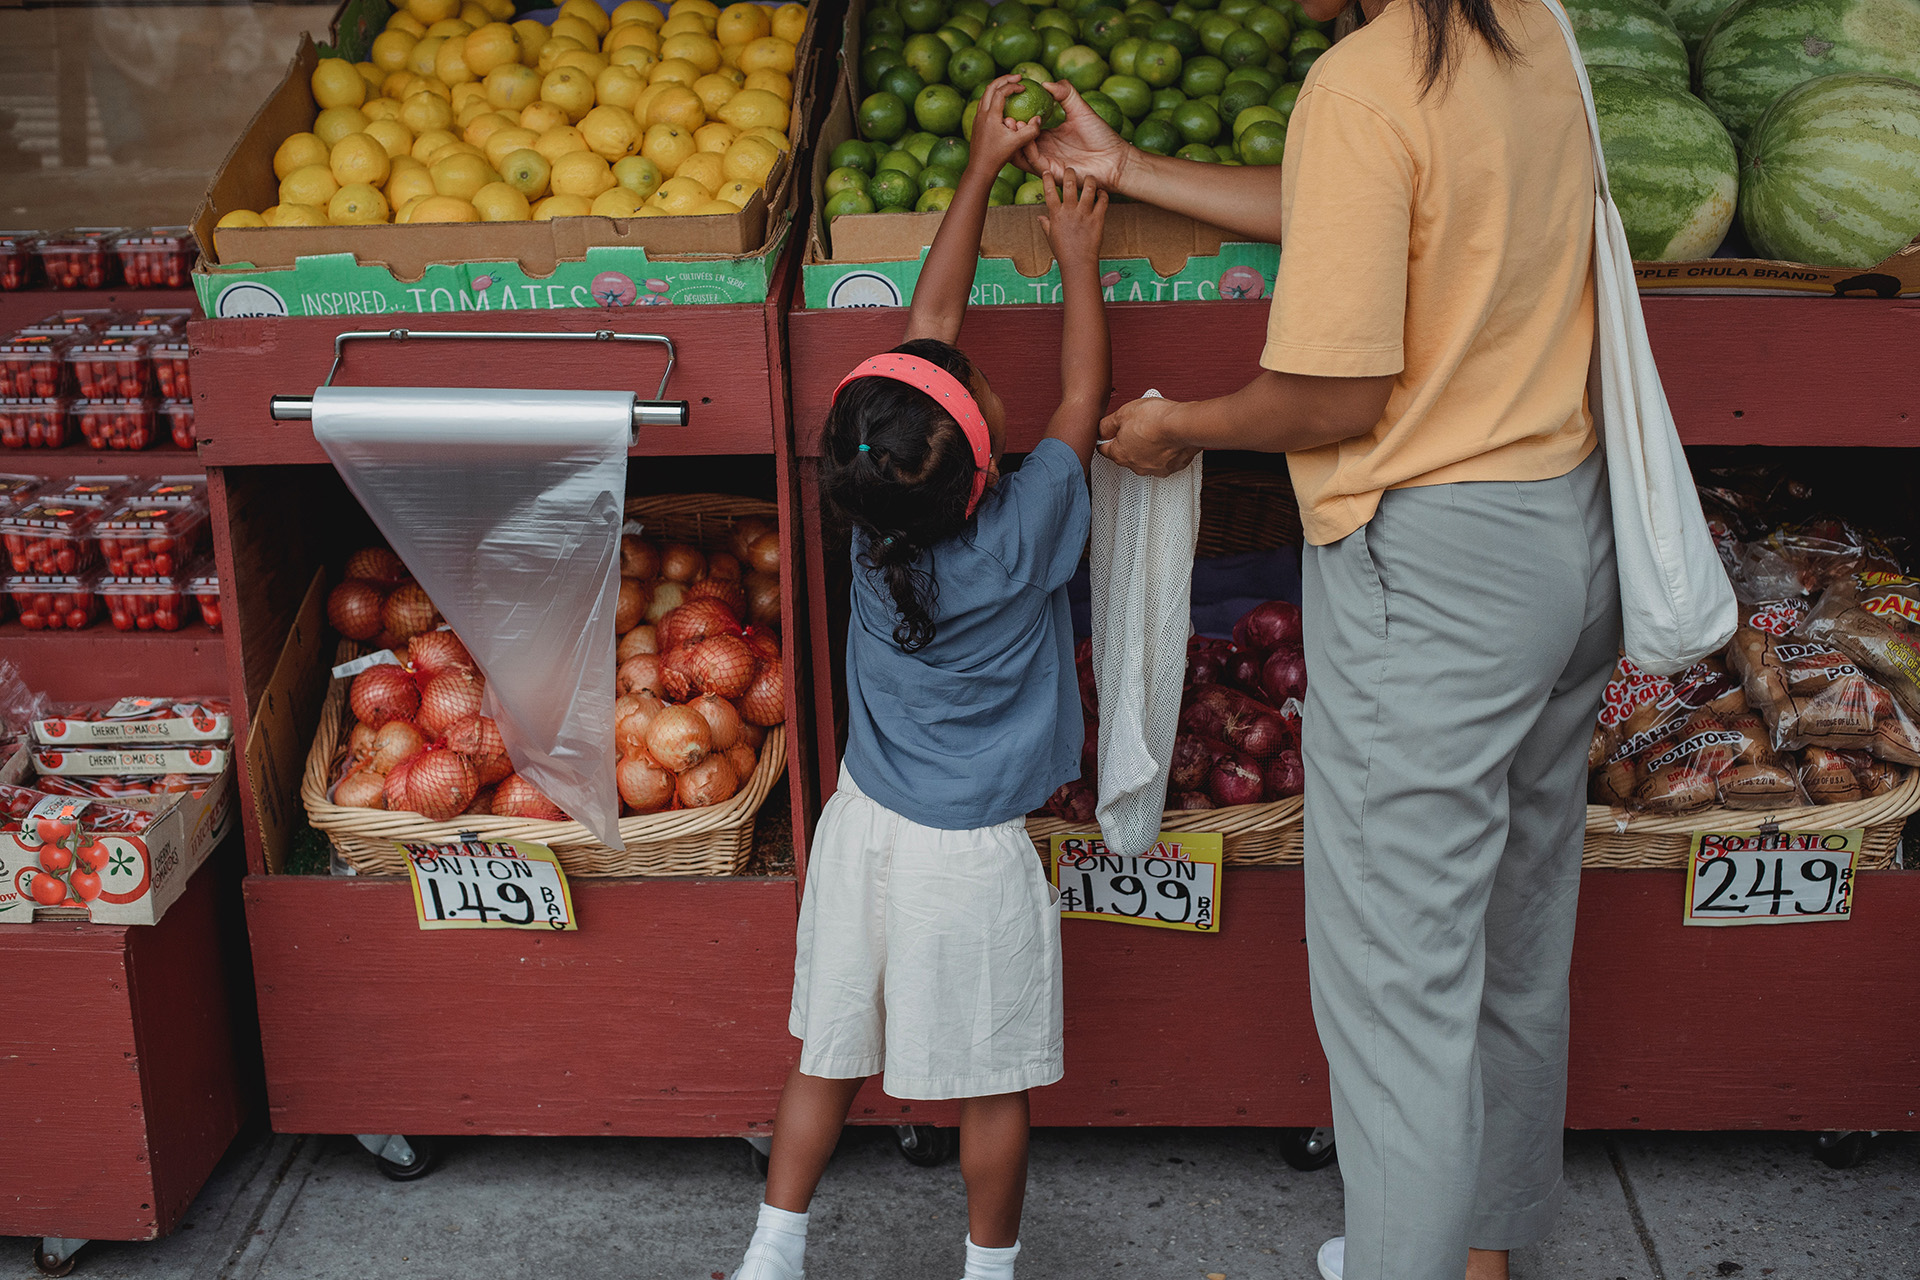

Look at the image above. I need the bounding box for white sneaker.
[1316,1236,1344,1280]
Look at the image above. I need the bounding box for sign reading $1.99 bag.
[1049,832,1223,933]
[404,838,576,932]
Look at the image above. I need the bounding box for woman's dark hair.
[820,337,981,652]
[1356,0,1518,94]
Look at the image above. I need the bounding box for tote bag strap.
[1538,0,1615,206]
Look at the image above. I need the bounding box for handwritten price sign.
[1684,828,1862,927]
[1048,832,1223,933]
[404,838,577,932]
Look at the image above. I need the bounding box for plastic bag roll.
[312,385,630,846]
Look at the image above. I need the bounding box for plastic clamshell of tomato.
[98,572,189,631]
[18,308,116,339]
[37,231,122,290]
[45,477,133,508]
[0,337,72,399]
[74,397,158,451]
[94,500,205,577]
[6,568,102,629]
[152,341,191,400]
[160,399,195,450]
[113,231,195,289]
[0,501,98,574]
[135,477,204,507]
[67,337,152,399]
[0,234,40,290]
[0,396,71,449]
[188,561,220,630]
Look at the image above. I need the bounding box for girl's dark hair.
[1360,0,1518,94]
[821,337,981,652]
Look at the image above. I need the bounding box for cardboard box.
[1633,239,1920,298]
[192,0,826,316]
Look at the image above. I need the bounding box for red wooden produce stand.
[787,294,1920,1140]
[189,241,822,1159]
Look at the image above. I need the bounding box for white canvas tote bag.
[1544,0,1738,676]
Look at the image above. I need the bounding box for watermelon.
[1661,0,1737,49]
[1699,0,1920,144]
[1740,72,1920,265]
[1562,0,1692,86]
[1593,67,1740,258]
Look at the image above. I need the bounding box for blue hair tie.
[858,443,871,452]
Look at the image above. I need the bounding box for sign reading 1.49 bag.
[404,838,576,932]
[1684,828,1862,927]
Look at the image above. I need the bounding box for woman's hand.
[1039,167,1108,269]
[1098,396,1200,477]
[968,76,1044,178]
[1020,81,1133,192]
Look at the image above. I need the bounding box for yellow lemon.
[430,138,489,163]
[612,154,664,198]
[532,194,593,219]
[483,124,538,167]
[741,125,789,151]
[645,83,706,129]
[712,178,755,208]
[742,69,790,99]
[479,0,516,20]
[628,82,671,124]
[559,0,612,35]
[604,23,662,54]
[694,120,739,153]
[364,117,415,159]
[411,127,461,160]
[455,99,494,129]
[431,152,497,199]
[281,164,340,207]
[312,57,368,108]
[273,132,330,178]
[591,186,647,216]
[518,100,571,133]
[216,208,269,228]
[453,79,490,108]
[462,22,521,75]
[674,149,724,193]
[328,183,391,224]
[533,124,590,161]
[329,131,393,187]
[549,15,602,49]
[721,134,777,186]
[690,198,739,215]
[357,62,387,96]
[387,10,429,37]
[425,18,474,38]
[362,95,404,122]
[550,149,616,197]
[406,0,460,24]
[640,121,695,174]
[648,57,704,88]
[459,2,492,29]
[649,174,712,213]
[393,195,427,223]
[405,73,453,99]
[771,3,806,43]
[484,63,542,110]
[716,87,785,131]
[635,205,669,216]
[612,0,665,29]
[412,195,480,222]
[386,161,438,207]
[383,69,418,99]
[472,180,533,220]
[539,66,596,121]
[313,106,372,147]
[737,36,794,77]
[661,11,714,38]
[716,2,771,44]
[610,47,661,77]
[691,72,738,115]
[595,65,646,111]
[463,110,517,147]
[718,61,746,82]
[537,34,588,73]
[513,18,551,64]
[267,202,330,227]
[671,0,721,21]
[499,147,552,198]
[406,35,446,76]
[579,104,642,160]
[434,37,477,85]
[662,32,721,73]
[554,50,610,78]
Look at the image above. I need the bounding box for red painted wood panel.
[0,623,226,703]
[0,444,204,477]
[0,288,197,338]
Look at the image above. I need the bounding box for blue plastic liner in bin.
[1069,544,1302,641]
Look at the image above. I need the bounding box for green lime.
[948,12,987,36]
[1108,35,1145,74]
[1004,75,1058,122]
[937,25,974,52]
[1231,102,1283,138]
[1218,77,1267,120]
[903,33,952,82]
[1015,176,1046,203]
[863,31,906,53]
[1197,12,1239,55]
[1080,88,1125,132]
[1170,0,1203,17]
[1220,26,1268,67]
[870,166,921,208]
[824,187,877,219]
[1131,114,1180,153]
[954,0,992,22]
[1198,91,1221,110]
[921,163,963,190]
[914,83,966,134]
[1035,26,1067,62]
[861,48,907,91]
[859,91,911,142]
[875,204,913,214]
[899,0,951,32]
[1288,27,1329,54]
[1146,17,1201,55]
[876,149,925,180]
[988,0,1034,26]
[1145,105,1174,121]
[1101,73,1152,117]
[1244,4,1292,51]
[963,98,980,137]
[999,161,1024,182]
[948,44,997,92]
[1236,117,1285,164]
[1150,85,1187,110]
[829,138,878,174]
[982,21,1043,67]
[1134,39,1183,86]
[900,130,940,163]
[990,176,1016,205]
[1224,64,1276,90]
[1268,80,1301,116]
[880,64,927,101]
[1170,97,1220,143]
[824,166,872,198]
[1175,141,1217,161]
[1011,59,1054,82]
[1219,0,1259,20]
[1287,47,1322,79]
[868,9,907,38]
[1055,44,1109,90]
[916,186,957,212]
[1082,6,1135,52]
[1180,53,1226,95]
[1034,6,1078,30]
[929,135,971,170]
[1124,0,1163,19]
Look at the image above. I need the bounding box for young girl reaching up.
[731,76,1111,1280]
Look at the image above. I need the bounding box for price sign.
[404,837,577,932]
[1684,828,1862,927]
[1048,832,1223,933]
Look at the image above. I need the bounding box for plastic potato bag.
[1730,592,1920,767]
[1588,655,1802,812]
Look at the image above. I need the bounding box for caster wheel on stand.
[894,1124,954,1168]
[356,1134,439,1181]
[33,1238,85,1277]
[1814,1131,1873,1170]
[1277,1127,1338,1172]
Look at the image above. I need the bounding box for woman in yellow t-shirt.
[1028,2,1621,1279]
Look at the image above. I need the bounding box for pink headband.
[834,353,992,517]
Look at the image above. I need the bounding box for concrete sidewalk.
[7,1127,1916,1279]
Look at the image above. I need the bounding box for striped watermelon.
[1699,0,1920,143]
[1563,0,1692,86]
[1740,72,1920,265]
[1661,0,1736,49]
[1593,67,1740,258]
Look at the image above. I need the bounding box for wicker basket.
[303,493,788,877]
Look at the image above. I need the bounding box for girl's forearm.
[1115,152,1285,245]
[903,168,998,344]
[1047,256,1110,464]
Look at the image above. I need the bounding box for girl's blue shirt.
[842,437,1091,830]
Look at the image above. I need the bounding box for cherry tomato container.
[37,230,123,290]
[188,559,220,631]
[160,399,196,450]
[67,337,152,399]
[113,229,196,289]
[46,476,132,507]
[135,476,205,507]
[99,570,191,631]
[7,568,103,629]
[0,474,44,508]
[106,308,192,339]
[18,308,119,338]
[0,233,39,291]
[95,500,206,578]
[74,397,159,450]
[0,336,72,398]
[1,502,98,575]
[0,397,72,449]
[152,339,192,400]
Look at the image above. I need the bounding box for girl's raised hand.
[1020,81,1132,192]
[969,76,1044,177]
[1039,167,1108,269]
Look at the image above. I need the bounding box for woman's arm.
[1096,369,1394,476]
[903,77,1041,345]
[1020,83,1285,244]
[1038,168,1111,468]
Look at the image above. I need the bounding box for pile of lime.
[823,0,1327,217]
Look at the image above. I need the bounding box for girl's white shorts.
[790,766,1064,1101]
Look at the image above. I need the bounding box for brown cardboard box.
[1634,241,1920,298]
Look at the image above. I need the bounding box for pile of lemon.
[217,0,805,228]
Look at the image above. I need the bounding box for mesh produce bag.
[1089,400,1202,859]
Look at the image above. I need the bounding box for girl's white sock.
[962,1236,1020,1280]
[734,1203,809,1280]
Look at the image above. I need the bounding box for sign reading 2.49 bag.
[1684,828,1863,927]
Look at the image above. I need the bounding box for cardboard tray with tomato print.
[0,761,235,926]
[31,745,233,777]
[32,696,232,747]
